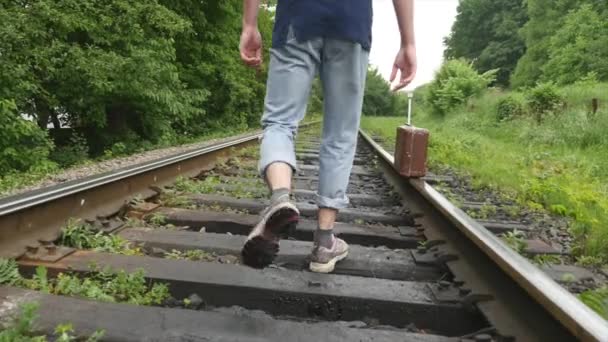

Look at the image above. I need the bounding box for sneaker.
[309,237,349,273]
[241,196,299,268]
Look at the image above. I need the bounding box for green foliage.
[159,190,195,209]
[59,219,142,255]
[0,0,199,147]
[444,0,528,86]
[496,94,525,121]
[159,1,273,135]
[579,287,608,319]
[526,82,564,121]
[0,0,272,159]
[307,77,324,116]
[0,259,23,286]
[576,255,605,267]
[501,230,527,253]
[362,68,407,117]
[542,5,608,85]
[512,0,608,87]
[444,0,608,87]
[0,100,55,174]
[23,266,169,306]
[427,59,497,116]
[532,254,562,266]
[49,133,89,168]
[54,323,105,342]
[0,302,104,342]
[148,212,167,226]
[0,302,46,342]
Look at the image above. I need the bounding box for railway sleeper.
[154,208,423,249]
[17,251,489,336]
[0,286,459,342]
[185,194,415,226]
[119,227,445,282]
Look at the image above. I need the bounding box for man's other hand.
[390,44,417,91]
[240,27,263,68]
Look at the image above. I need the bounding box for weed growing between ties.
[501,230,527,254]
[532,254,563,266]
[59,219,142,255]
[0,259,169,306]
[0,301,105,342]
[158,189,196,210]
[174,175,266,199]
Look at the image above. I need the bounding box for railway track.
[0,124,607,341]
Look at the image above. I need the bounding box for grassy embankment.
[362,82,608,266]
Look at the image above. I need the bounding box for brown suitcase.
[394,125,429,178]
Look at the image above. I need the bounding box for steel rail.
[0,132,262,217]
[359,129,608,342]
[0,131,268,259]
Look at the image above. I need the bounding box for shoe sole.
[242,206,299,268]
[246,203,299,240]
[309,250,349,274]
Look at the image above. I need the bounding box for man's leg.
[242,31,321,268]
[310,39,369,273]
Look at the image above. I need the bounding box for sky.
[369,0,459,91]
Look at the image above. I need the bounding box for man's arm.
[243,0,260,29]
[240,0,262,67]
[390,0,417,91]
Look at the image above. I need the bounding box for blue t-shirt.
[272,0,374,51]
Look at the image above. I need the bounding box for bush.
[496,94,525,121]
[526,82,564,122]
[363,68,399,116]
[0,100,54,173]
[49,133,89,168]
[427,59,497,116]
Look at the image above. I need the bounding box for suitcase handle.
[406,92,414,126]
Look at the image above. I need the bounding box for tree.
[0,0,275,155]
[157,1,274,134]
[511,0,607,87]
[542,4,608,84]
[444,0,527,87]
[362,68,398,116]
[0,0,200,152]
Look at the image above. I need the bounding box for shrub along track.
[0,124,606,341]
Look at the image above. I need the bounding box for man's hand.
[240,26,262,68]
[392,0,416,91]
[390,44,417,91]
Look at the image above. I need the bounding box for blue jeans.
[258,29,369,209]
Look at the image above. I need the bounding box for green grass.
[361,82,608,264]
[579,286,608,319]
